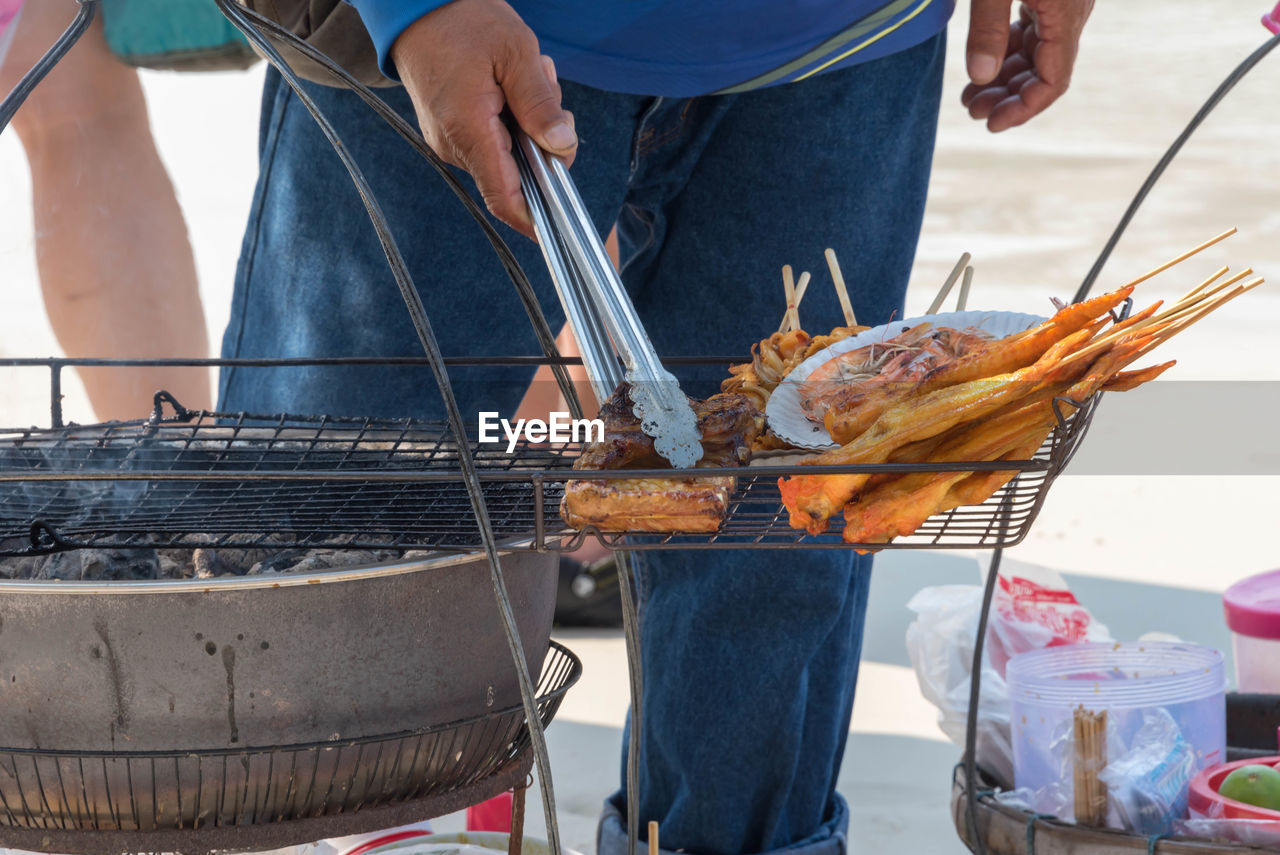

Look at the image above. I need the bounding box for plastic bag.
[986,563,1111,675]
[1099,708,1197,835]
[906,562,1111,788]
[907,584,1015,783]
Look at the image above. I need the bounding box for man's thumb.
[501,45,576,156]
[967,0,1013,84]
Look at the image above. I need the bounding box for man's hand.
[391,0,576,236]
[962,0,1094,132]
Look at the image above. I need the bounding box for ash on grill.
[0,535,434,581]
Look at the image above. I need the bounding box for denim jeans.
[221,32,943,855]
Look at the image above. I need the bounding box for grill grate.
[0,642,579,838]
[0,391,1099,555]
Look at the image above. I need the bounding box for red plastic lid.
[1224,569,1280,640]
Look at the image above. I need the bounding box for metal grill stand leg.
[964,489,1015,855]
[508,785,527,855]
[614,551,644,855]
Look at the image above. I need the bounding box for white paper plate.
[766,311,1046,450]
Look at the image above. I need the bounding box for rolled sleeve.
[347,0,448,79]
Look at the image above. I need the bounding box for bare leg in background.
[2,2,211,420]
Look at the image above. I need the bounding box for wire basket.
[0,642,579,850]
[0,359,1101,555]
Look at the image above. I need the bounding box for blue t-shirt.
[348,0,954,97]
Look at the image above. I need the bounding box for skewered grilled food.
[563,321,861,531]
[779,267,1262,543]
[798,322,992,423]
[721,326,866,409]
[560,475,736,533]
[561,385,759,532]
[576,385,758,470]
[820,287,1134,444]
[721,324,866,449]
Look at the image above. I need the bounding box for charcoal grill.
[0,550,576,851]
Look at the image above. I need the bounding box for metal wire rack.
[0,642,579,852]
[0,358,1100,556]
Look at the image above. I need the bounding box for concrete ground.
[1,2,1277,852]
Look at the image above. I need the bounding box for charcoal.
[281,549,400,575]
[247,550,309,575]
[1,541,432,582]
[0,555,43,580]
[156,551,188,580]
[84,549,160,581]
[40,552,86,580]
[192,548,222,579]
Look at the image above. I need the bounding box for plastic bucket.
[1008,642,1227,810]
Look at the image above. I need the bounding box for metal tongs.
[513,130,703,469]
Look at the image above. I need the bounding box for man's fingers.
[961,0,1092,129]
[964,86,1007,120]
[1003,67,1037,97]
[1005,18,1026,57]
[498,37,577,159]
[986,77,1064,132]
[960,51,1027,113]
[452,112,536,236]
[967,0,1015,84]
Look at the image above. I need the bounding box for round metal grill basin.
[0,641,579,836]
[0,552,557,751]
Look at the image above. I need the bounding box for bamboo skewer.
[1060,273,1259,367]
[957,266,974,312]
[778,269,812,333]
[1152,268,1253,324]
[782,266,798,334]
[927,253,971,315]
[1119,227,1237,290]
[824,248,857,327]
[1149,277,1261,332]
[1073,706,1108,827]
[1121,226,1239,290]
[1174,264,1230,305]
[1159,279,1261,332]
[794,271,811,324]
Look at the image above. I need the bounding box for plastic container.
[1189,755,1280,822]
[1224,569,1280,693]
[1008,642,1226,815]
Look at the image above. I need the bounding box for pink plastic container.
[1224,569,1280,692]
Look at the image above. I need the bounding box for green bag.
[101,0,259,71]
